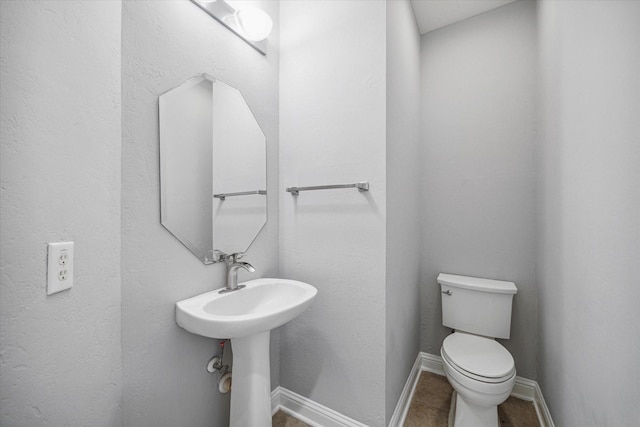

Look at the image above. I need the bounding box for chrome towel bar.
[214,190,266,200]
[286,182,369,196]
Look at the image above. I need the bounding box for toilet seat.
[442,332,515,384]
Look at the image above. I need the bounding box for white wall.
[279,1,388,425]
[419,0,538,379]
[121,1,280,426]
[0,1,122,425]
[537,1,640,425]
[385,1,422,424]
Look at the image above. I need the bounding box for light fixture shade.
[235,7,273,42]
[189,0,269,54]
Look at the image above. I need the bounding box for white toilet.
[438,273,518,427]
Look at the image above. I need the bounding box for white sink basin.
[175,278,317,339]
[175,278,317,427]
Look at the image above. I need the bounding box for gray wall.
[0,1,123,425]
[279,1,388,425]
[121,1,280,426]
[385,0,422,424]
[419,0,538,379]
[537,1,640,425]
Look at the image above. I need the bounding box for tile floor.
[272,410,310,427]
[272,371,540,427]
[404,372,540,427]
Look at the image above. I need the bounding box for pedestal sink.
[175,278,317,427]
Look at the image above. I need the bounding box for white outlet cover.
[47,242,74,295]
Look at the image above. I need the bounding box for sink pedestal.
[230,331,272,427]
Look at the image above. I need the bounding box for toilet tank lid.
[437,273,517,294]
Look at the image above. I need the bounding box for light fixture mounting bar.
[190,0,267,55]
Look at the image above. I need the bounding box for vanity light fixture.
[190,0,272,55]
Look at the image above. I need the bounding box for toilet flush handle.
[442,290,453,296]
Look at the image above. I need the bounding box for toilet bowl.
[441,332,516,427]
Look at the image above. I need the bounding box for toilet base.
[449,390,499,427]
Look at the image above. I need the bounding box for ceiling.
[410,0,519,34]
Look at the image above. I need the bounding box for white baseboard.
[387,352,424,427]
[511,375,536,400]
[389,352,555,427]
[271,386,368,427]
[533,380,555,427]
[420,352,446,376]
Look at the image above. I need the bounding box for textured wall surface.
[385,0,422,424]
[279,1,388,425]
[0,1,123,425]
[419,0,538,379]
[537,1,640,425]
[121,1,279,426]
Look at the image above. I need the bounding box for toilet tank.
[438,273,517,339]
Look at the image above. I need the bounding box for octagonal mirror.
[159,74,267,264]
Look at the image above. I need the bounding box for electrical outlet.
[47,242,74,295]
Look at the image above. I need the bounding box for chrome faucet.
[220,253,255,293]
